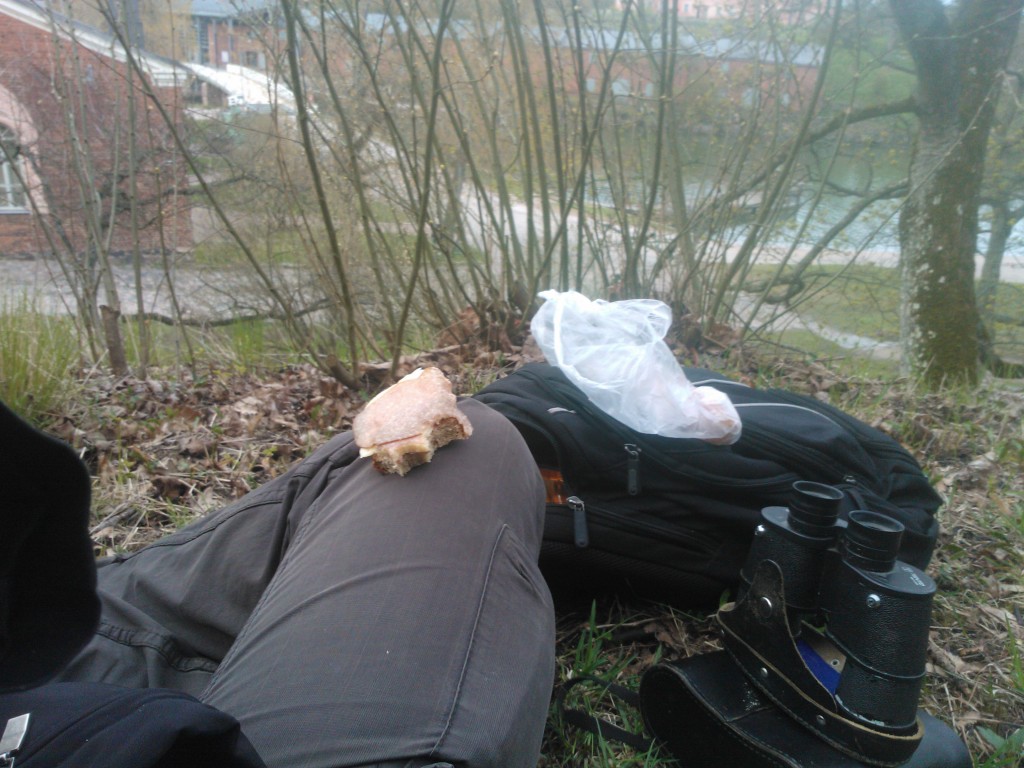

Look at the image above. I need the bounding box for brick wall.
[0,10,192,258]
[199,16,272,70]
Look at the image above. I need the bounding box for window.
[0,125,28,212]
[196,18,210,64]
[244,50,265,69]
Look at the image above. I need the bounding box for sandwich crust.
[352,367,473,475]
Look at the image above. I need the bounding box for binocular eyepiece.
[739,481,935,732]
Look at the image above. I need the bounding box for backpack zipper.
[551,498,722,552]
[0,713,30,768]
[568,495,589,547]
[625,443,641,495]
[515,368,796,491]
[754,390,929,471]
[512,366,895,497]
[730,399,873,484]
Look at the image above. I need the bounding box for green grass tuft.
[0,296,81,425]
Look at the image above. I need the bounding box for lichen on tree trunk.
[899,136,981,385]
[891,0,1024,387]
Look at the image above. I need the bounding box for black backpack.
[474,363,942,607]
[0,683,265,767]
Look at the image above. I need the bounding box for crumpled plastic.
[530,290,742,443]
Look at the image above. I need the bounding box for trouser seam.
[109,496,287,562]
[427,523,508,761]
[197,490,326,700]
[96,621,219,674]
[111,439,354,564]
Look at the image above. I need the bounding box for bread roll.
[353,367,473,475]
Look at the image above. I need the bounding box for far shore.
[1,240,1021,321]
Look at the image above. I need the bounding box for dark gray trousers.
[58,399,556,768]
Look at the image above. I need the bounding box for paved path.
[0,254,237,316]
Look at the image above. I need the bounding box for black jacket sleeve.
[0,400,99,691]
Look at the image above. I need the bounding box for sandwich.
[353,366,473,475]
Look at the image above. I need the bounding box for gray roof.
[354,12,822,67]
[191,0,275,18]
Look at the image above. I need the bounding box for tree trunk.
[977,201,1012,324]
[100,304,129,377]
[891,0,1024,387]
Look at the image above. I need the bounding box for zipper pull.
[0,713,29,768]
[625,443,641,496]
[568,496,589,548]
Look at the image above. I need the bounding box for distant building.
[522,21,822,116]
[74,1,280,70]
[190,0,278,70]
[626,0,826,24]
[62,1,194,61]
[0,0,192,256]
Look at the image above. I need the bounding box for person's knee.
[457,398,536,469]
[457,396,516,437]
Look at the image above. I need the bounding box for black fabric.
[639,651,972,768]
[0,403,265,766]
[0,401,99,692]
[475,363,942,607]
[0,682,265,767]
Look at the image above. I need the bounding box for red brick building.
[623,0,826,24]
[190,0,277,71]
[0,0,192,257]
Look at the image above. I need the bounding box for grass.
[977,620,1024,767]
[747,327,901,379]
[193,228,315,267]
[745,263,1024,372]
[118,312,345,375]
[0,295,81,423]
[788,264,902,343]
[541,603,675,767]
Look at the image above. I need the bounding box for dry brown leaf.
[180,434,217,457]
[151,475,190,500]
[978,604,1021,628]
[929,640,974,676]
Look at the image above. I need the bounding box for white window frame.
[0,125,29,213]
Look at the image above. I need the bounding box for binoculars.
[716,481,936,764]
[641,481,970,768]
[737,480,936,731]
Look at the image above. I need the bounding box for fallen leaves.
[56,364,364,552]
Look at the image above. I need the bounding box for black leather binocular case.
[640,481,972,768]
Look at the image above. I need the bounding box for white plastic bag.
[530,290,741,443]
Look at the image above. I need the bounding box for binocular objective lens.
[844,510,904,572]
